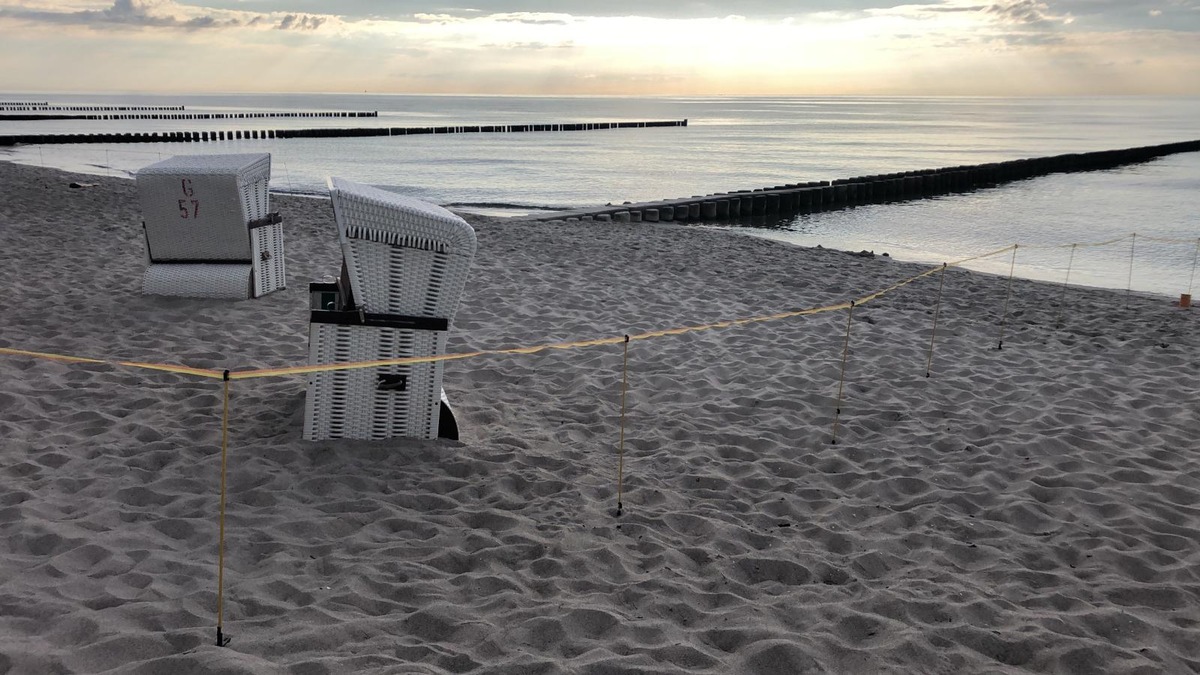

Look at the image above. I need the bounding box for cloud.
[0,0,332,32]
[482,40,575,50]
[985,0,1073,27]
[412,12,467,23]
[276,13,324,30]
[986,30,1065,44]
[490,12,570,25]
[0,0,239,29]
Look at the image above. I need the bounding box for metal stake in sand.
[996,245,1018,350]
[1055,244,1077,329]
[1125,233,1137,307]
[925,264,947,378]
[1188,238,1200,299]
[615,335,630,516]
[831,301,855,445]
[215,370,231,647]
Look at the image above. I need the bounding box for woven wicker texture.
[142,264,252,299]
[327,177,476,318]
[137,153,271,261]
[250,223,287,297]
[303,324,447,440]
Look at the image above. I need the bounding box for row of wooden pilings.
[0,104,184,112]
[0,111,379,121]
[0,120,687,146]
[543,140,1200,224]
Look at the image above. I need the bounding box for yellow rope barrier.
[0,234,1190,381]
[0,346,107,366]
[1138,234,1200,245]
[215,371,231,648]
[944,244,1017,267]
[3,229,1190,645]
[0,347,224,377]
[616,335,630,517]
[1017,236,1129,250]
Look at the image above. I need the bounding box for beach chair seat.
[304,177,476,441]
[135,153,285,299]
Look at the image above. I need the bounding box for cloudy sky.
[1,0,1197,95]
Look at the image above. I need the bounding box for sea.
[3,93,1198,297]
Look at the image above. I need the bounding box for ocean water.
[3,93,1198,296]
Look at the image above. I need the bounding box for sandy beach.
[1,159,1199,674]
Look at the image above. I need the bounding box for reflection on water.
[707,154,1200,297]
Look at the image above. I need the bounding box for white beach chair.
[135,153,285,299]
[303,177,477,441]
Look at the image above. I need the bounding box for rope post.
[1055,244,1077,329]
[1188,238,1200,299]
[216,370,231,648]
[925,263,948,378]
[1125,233,1137,307]
[997,245,1018,350]
[615,335,630,517]
[831,301,855,445]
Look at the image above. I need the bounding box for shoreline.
[5,154,1189,302]
[2,160,1199,673]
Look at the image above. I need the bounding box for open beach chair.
[135,153,285,299]
[303,177,477,441]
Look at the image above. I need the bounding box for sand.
[1,159,1199,674]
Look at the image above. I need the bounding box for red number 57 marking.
[178,199,200,219]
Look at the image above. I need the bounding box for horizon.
[6,91,1200,100]
[2,1,1199,97]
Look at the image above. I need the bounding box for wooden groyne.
[1,111,379,121]
[0,104,184,112]
[0,120,687,146]
[536,140,1200,224]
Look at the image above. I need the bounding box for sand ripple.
[1,162,1199,673]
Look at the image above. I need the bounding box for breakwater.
[1,111,379,121]
[0,120,687,146]
[0,104,184,112]
[537,140,1200,223]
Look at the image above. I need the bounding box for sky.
[0,0,1198,95]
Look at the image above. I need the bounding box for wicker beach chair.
[303,177,477,441]
[136,153,285,299]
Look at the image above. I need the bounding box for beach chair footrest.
[142,263,253,299]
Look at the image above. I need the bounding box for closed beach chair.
[303,177,477,441]
[135,153,285,299]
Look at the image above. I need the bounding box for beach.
[1,159,1199,673]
